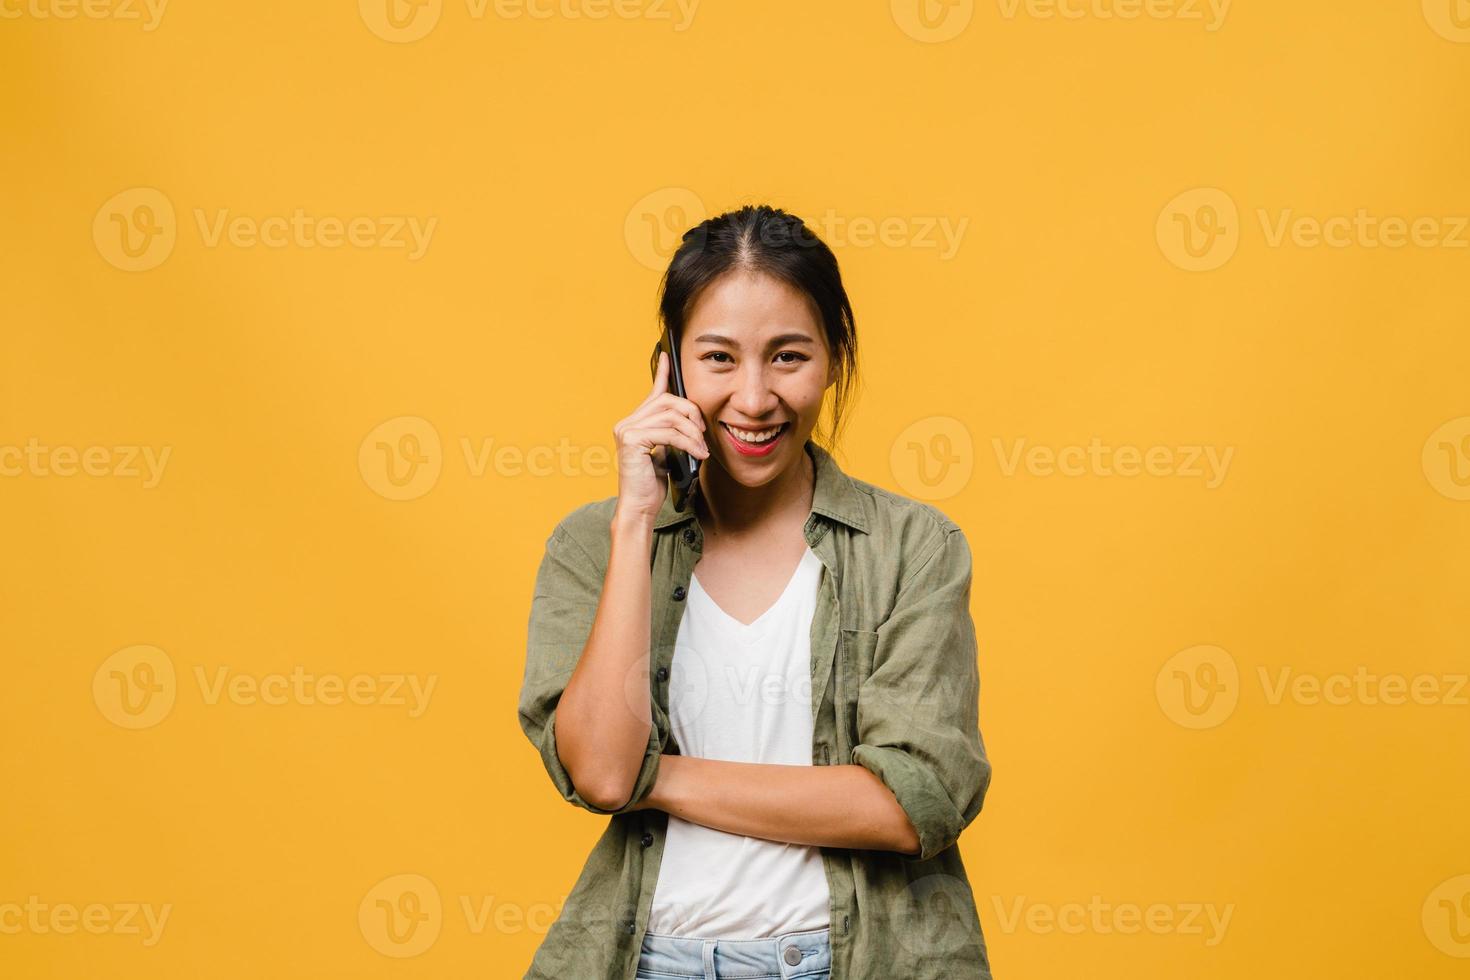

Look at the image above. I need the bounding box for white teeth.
[725,423,784,444]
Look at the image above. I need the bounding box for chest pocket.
[836,627,880,763]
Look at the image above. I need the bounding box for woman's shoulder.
[540,495,619,560]
[842,471,965,549]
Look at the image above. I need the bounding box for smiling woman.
[518,204,994,980]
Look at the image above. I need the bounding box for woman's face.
[680,269,835,486]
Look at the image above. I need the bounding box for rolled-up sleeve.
[517,520,665,816]
[850,525,992,861]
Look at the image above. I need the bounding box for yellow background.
[3,0,1469,976]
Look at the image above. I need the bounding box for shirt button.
[672,586,686,601]
[641,832,654,848]
[784,946,803,966]
[627,922,636,935]
[655,666,669,681]
[682,528,696,544]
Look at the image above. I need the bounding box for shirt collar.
[651,438,870,535]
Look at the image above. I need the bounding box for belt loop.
[701,938,717,980]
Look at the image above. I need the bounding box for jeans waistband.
[637,924,831,979]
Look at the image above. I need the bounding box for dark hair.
[656,204,859,451]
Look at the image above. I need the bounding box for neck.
[694,441,815,540]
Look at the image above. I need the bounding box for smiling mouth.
[719,421,790,454]
[721,421,788,443]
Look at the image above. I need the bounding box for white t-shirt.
[646,544,832,939]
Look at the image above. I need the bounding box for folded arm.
[628,753,920,855]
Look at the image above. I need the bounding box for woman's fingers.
[625,424,709,460]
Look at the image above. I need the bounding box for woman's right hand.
[613,349,710,524]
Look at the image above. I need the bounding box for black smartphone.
[648,323,701,512]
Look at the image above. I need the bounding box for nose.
[728,361,780,419]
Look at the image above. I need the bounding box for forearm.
[554,509,657,809]
[634,754,921,856]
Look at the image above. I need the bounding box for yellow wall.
[3,1,1468,976]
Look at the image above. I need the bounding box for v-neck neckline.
[690,546,815,635]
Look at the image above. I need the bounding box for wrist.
[611,507,656,540]
[645,752,681,811]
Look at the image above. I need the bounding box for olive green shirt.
[518,439,994,978]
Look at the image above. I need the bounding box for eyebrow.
[690,332,817,348]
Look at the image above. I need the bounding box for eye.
[775,351,808,365]
[702,351,734,364]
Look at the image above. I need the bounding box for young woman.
[519,205,994,979]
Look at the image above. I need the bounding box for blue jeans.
[635,925,831,980]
